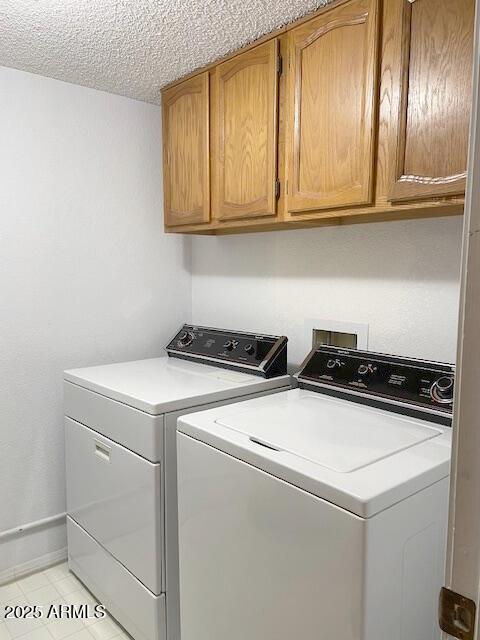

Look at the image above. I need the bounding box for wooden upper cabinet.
[215,40,279,221]
[160,0,472,233]
[162,73,210,226]
[388,0,474,202]
[285,0,380,215]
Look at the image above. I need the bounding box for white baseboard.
[0,547,67,586]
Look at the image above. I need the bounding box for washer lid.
[216,393,443,473]
[179,389,451,517]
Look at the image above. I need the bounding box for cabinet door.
[162,73,210,226]
[216,40,279,221]
[388,0,474,202]
[286,0,379,215]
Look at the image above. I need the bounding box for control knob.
[223,340,235,351]
[430,376,454,404]
[358,363,376,376]
[244,344,255,355]
[326,358,343,369]
[177,331,194,348]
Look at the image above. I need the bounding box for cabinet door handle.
[94,440,111,462]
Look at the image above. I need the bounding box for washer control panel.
[297,346,455,420]
[166,324,288,378]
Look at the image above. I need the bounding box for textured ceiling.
[0,0,330,104]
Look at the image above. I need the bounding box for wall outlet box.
[304,318,369,355]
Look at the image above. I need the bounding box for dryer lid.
[64,356,289,415]
[215,393,443,473]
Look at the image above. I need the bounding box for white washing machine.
[64,324,290,640]
[176,345,455,640]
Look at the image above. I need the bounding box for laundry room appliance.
[64,325,289,640]
[176,345,455,640]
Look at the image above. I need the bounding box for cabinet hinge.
[277,55,283,76]
[439,587,476,640]
[275,180,281,199]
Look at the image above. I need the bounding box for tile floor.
[0,564,129,640]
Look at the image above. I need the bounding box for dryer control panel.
[297,346,455,424]
[166,325,287,378]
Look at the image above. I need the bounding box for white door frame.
[444,0,480,636]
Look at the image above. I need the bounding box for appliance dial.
[327,358,343,369]
[244,344,255,355]
[430,376,454,404]
[223,340,235,351]
[177,331,195,348]
[358,363,376,376]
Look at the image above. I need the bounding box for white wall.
[0,67,191,576]
[192,216,463,368]
[0,66,465,579]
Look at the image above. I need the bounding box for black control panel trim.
[297,345,455,374]
[166,352,269,377]
[297,373,453,414]
[165,324,288,378]
[167,348,260,371]
[299,382,452,427]
[296,345,454,424]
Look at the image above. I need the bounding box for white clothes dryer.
[64,324,290,640]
